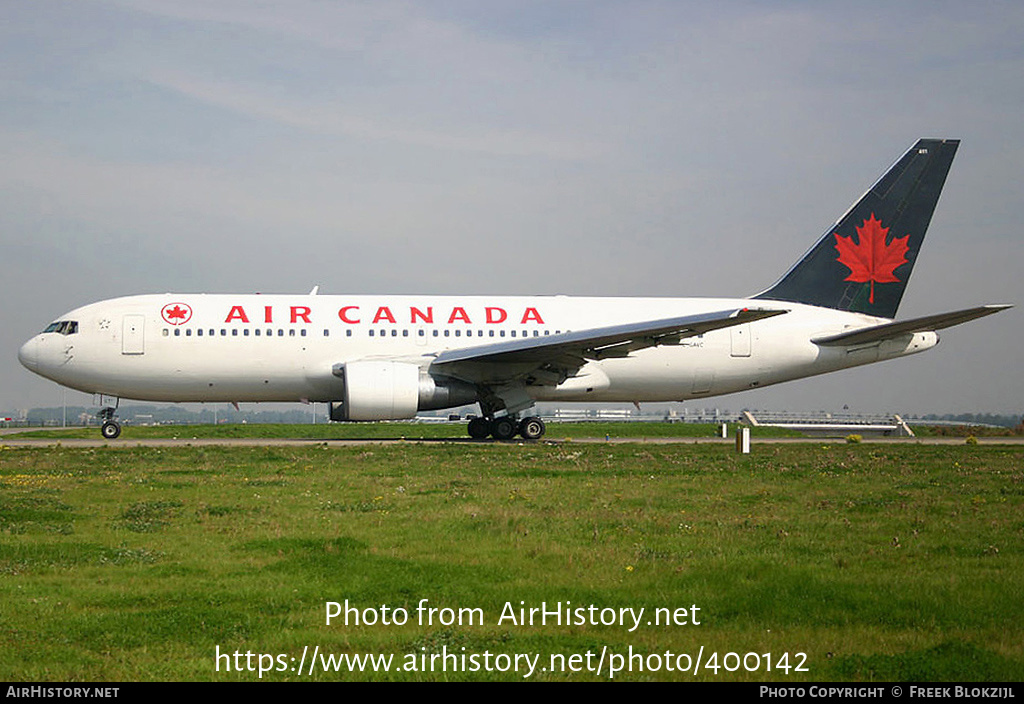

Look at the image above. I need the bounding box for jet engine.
[329,361,477,421]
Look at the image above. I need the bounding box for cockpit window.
[42,321,78,335]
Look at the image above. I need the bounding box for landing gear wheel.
[492,417,518,441]
[101,420,121,440]
[518,416,546,440]
[467,417,492,439]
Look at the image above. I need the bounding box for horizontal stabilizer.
[812,304,1012,347]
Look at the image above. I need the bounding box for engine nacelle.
[329,361,477,421]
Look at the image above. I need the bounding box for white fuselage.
[18,293,938,406]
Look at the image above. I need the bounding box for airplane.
[17,138,1011,440]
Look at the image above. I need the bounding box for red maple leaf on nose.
[166,306,187,320]
[834,213,909,305]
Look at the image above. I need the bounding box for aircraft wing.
[811,304,1012,347]
[430,307,787,386]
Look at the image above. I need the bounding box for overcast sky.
[2,0,1021,417]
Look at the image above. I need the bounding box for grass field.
[1,439,1022,681]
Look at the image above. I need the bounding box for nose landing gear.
[98,405,121,440]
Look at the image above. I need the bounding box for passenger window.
[162,329,169,337]
[186,329,192,337]
[243,329,249,336]
[232,329,238,336]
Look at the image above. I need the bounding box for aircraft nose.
[18,337,38,370]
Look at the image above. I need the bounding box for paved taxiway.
[2,427,1023,448]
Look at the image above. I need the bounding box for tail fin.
[755,138,959,318]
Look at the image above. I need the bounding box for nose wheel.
[98,405,121,440]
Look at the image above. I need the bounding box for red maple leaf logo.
[161,302,192,325]
[834,213,909,305]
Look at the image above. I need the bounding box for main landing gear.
[98,406,121,440]
[467,415,546,441]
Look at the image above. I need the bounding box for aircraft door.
[730,324,751,357]
[122,315,145,355]
[692,368,714,394]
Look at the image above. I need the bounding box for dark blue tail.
[755,139,959,318]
